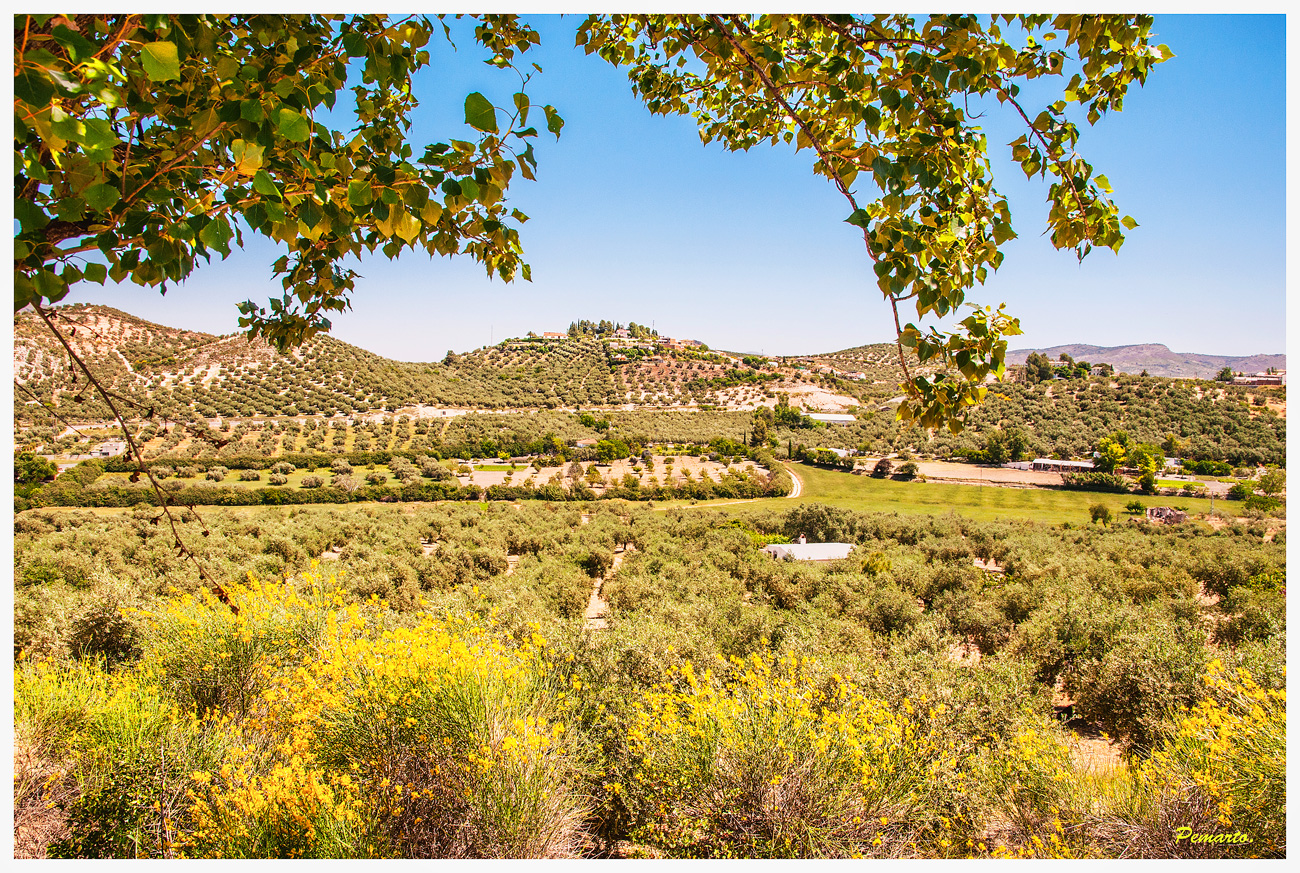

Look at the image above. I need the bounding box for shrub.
[68,583,143,666]
[622,651,977,858]
[1214,586,1285,645]
[1096,664,1285,858]
[1226,483,1253,501]
[301,476,325,489]
[134,575,331,718]
[271,461,296,475]
[16,662,230,859]
[1061,472,1128,493]
[1069,620,1206,753]
[268,473,289,486]
[238,469,262,482]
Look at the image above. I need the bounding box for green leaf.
[1121,215,1138,230]
[464,92,498,133]
[14,68,56,109]
[844,208,870,229]
[83,183,120,213]
[141,42,181,82]
[199,217,234,253]
[347,180,374,206]
[543,104,564,138]
[276,107,311,142]
[252,170,281,199]
[83,263,108,285]
[342,31,368,58]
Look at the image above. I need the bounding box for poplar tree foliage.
[15,13,1168,433]
[576,13,1170,430]
[14,13,562,351]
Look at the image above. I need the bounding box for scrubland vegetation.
[12,310,1287,859]
[14,500,1284,858]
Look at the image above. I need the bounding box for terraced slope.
[14,305,622,422]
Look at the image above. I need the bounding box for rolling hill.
[13,304,911,426]
[14,305,1285,467]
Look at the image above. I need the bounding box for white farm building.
[762,542,855,562]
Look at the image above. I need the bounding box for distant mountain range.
[1006,343,1285,380]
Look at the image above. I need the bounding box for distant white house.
[1232,371,1285,386]
[1030,458,1094,472]
[807,413,857,424]
[762,541,854,562]
[91,440,127,458]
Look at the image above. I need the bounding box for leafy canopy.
[15,13,1168,433]
[576,13,1169,430]
[14,13,561,351]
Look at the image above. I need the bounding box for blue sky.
[61,13,1287,361]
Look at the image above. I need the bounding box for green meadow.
[677,462,1217,526]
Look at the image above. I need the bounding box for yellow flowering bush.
[621,650,978,857]
[154,571,588,857]
[274,611,589,857]
[18,569,589,858]
[130,571,337,717]
[1123,662,1285,857]
[15,660,230,858]
[185,742,370,858]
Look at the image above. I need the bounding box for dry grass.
[12,739,73,858]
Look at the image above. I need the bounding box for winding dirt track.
[786,465,803,498]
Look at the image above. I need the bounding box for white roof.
[807,413,857,423]
[762,543,854,561]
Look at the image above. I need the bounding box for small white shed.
[762,542,855,562]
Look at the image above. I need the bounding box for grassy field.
[670,462,1218,526]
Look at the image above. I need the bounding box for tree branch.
[707,15,913,383]
[29,302,236,612]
